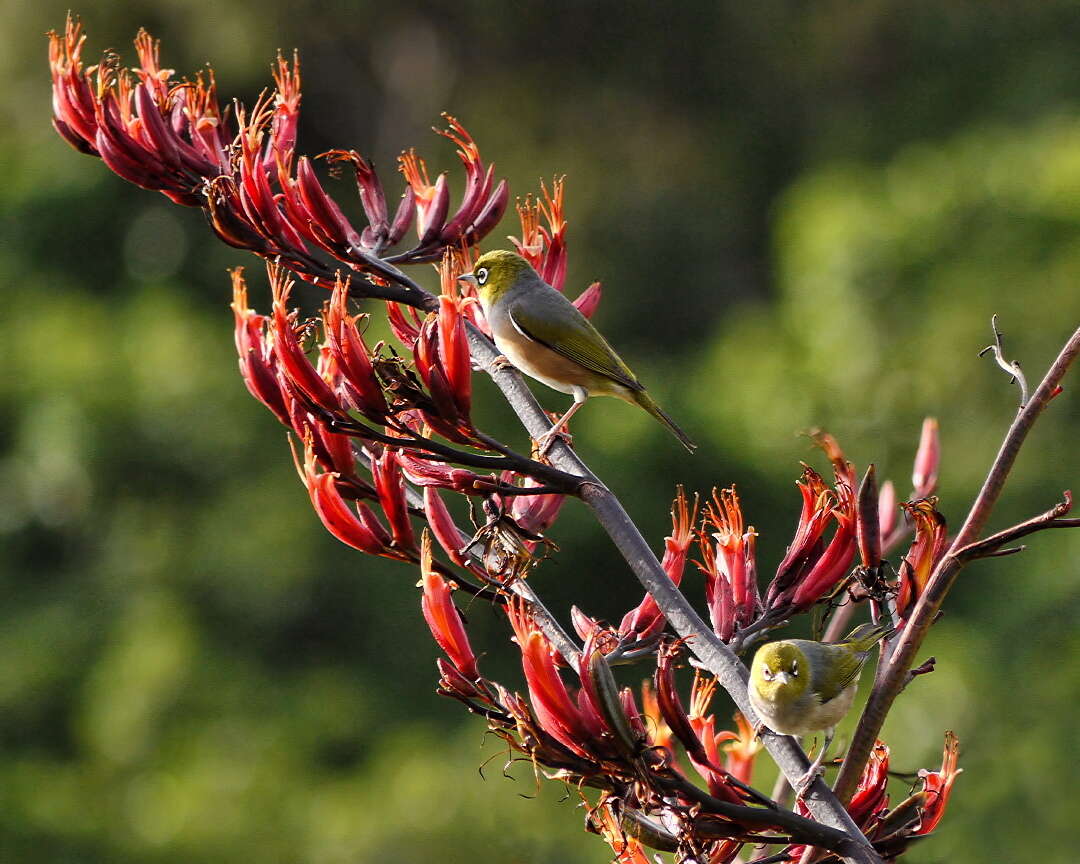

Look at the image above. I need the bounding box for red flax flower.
[413,271,475,443]
[506,598,597,759]
[912,417,941,498]
[231,267,291,427]
[697,487,759,642]
[292,435,407,560]
[268,263,343,416]
[766,465,857,614]
[914,730,962,835]
[896,498,948,619]
[619,488,696,642]
[323,274,390,422]
[510,177,603,318]
[371,448,416,552]
[716,711,763,787]
[419,531,479,681]
[686,674,755,803]
[790,740,891,861]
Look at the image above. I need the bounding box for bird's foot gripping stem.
[531,395,586,461]
[532,424,574,460]
[794,729,834,799]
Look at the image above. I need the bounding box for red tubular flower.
[790,740,891,861]
[912,417,940,498]
[371,449,416,552]
[398,149,451,249]
[321,149,415,253]
[419,532,479,680]
[848,740,891,829]
[423,487,481,572]
[507,476,565,537]
[619,488,696,641]
[511,177,568,290]
[231,268,291,427]
[766,466,836,608]
[698,487,759,641]
[573,281,603,319]
[507,598,596,759]
[324,275,390,421]
[685,674,747,804]
[270,51,301,158]
[386,300,424,347]
[236,95,310,255]
[49,19,218,206]
[879,479,898,540]
[268,263,342,414]
[717,711,762,787]
[293,435,400,558]
[896,498,948,619]
[413,286,475,442]
[654,644,725,780]
[48,17,99,154]
[915,730,962,834]
[790,476,857,610]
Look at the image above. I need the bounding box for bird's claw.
[794,764,824,799]
[532,426,573,460]
[489,354,514,372]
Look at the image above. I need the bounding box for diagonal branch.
[954,491,1079,562]
[832,324,1080,804]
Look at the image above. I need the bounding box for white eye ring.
[791,661,799,677]
[476,266,489,285]
[762,667,774,681]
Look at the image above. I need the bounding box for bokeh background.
[3,1,1079,861]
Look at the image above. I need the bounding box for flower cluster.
[50,18,968,864]
[48,15,507,294]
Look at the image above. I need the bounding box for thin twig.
[954,491,1077,562]
[833,324,1080,804]
[978,314,1030,407]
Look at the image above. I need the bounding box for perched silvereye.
[457,250,696,456]
[748,622,892,793]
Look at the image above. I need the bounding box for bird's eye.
[791,661,799,677]
[762,667,774,681]
[476,266,489,285]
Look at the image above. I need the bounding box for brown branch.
[954,492,1078,561]
[833,323,1080,804]
[654,775,873,860]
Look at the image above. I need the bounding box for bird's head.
[750,641,809,706]
[457,250,536,306]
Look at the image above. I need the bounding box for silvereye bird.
[458,250,696,456]
[748,621,892,794]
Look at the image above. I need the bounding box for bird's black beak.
[456,272,478,286]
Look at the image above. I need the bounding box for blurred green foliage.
[2,0,1079,861]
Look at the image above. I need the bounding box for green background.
[3,1,1078,861]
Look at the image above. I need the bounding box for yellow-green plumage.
[748,621,891,793]
[462,250,696,452]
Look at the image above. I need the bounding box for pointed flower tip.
[913,416,941,496]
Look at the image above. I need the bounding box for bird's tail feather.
[837,621,895,651]
[633,391,697,453]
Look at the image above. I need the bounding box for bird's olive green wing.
[814,644,868,704]
[507,297,644,392]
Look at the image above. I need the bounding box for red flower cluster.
[51,19,969,863]
[789,733,961,862]
[48,15,507,291]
